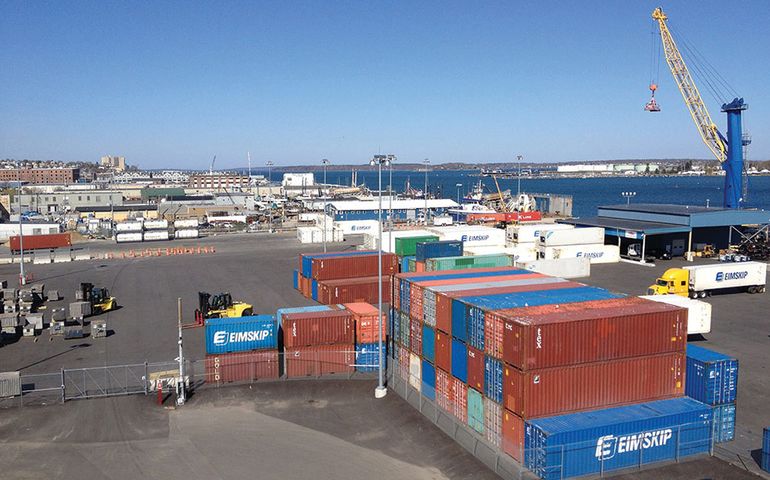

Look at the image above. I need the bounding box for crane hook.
[644,83,661,112]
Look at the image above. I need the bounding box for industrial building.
[562,203,770,259]
[73,204,159,222]
[0,167,80,185]
[18,190,124,214]
[188,172,249,191]
[326,199,458,221]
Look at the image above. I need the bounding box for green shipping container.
[468,387,484,433]
[425,254,513,271]
[394,235,439,257]
[408,257,417,272]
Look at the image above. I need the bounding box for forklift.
[194,292,253,324]
[78,282,117,315]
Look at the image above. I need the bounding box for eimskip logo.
[594,429,674,461]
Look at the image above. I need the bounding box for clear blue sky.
[1,1,768,169]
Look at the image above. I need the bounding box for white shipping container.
[538,227,605,247]
[143,219,169,230]
[538,243,620,264]
[409,352,422,392]
[115,232,143,243]
[298,213,317,222]
[684,261,767,292]
[334,220,380,235]
[173,219,199,229]
[639,295,712,335]
[115,221,143,233]
[143,230,170,241]
[297,226,343,244]
[507,223,574,244]
[505,244,539,263]
[427,225,505,248]
[297,226,315,244]
[517,258,591,279]
[174,229,199,239]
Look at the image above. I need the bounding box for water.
[320,170,770,218]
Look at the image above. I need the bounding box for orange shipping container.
[343,302,386,344]
[284,344,355,377]
[502,409,525,463]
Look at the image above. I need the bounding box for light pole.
[456,183,462,204]
[370,154,390,399]
[16,164,26,285]
[423,158,430,224]
[622,191,637,205]
[516,155,523,199]
[266,161,274,185]
[322,158,329,253]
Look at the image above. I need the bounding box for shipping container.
[451,338,468,383]
[435,330,451,373]
[143,219,169,230]
[712,403,735,443]
[311,252,399,281]
[425,254,513,272]
[397,345,409,381]
[640,294,711,335]
[115,232,143,243]
[484,397,502,448]
[204,350,279,383]
[466,211,542,224]
[517,258,590,279]
[415,240,463,262]
[538,244,621,264]
[502,297,687,370]
[316,275,392,304]
[311,279,318,301]
[450,376,468,423]
[409,352,422,391]
[300,250,380,278]
[284,345,355,377]
[395,235,439,257]
[401,255,415,273]
[762,427,770,472]
[525,397,713,480]
[422,359,436,401]
[281,310,354,348]
[204,316,277,354]
[343,302,386,344]
[173,218,199,229]
[484,355,503,404]
[427,225,506,248]
[143,230,169,241]
[409,316,422,355]
[466,346,485,392]
[410,283,424,321]
[538,227,604,247]
[468,387,484,433]
[397,312,410,349]
[292,270,299,290]
[354,342,385,373]
[436,367,452,413]
[503,409,525,462]
[174,229,199,239]
[504,352,685,419]
[276,305,334,323]
[686,344,738,405]
[507,223,574,244]
[115,221,143,233]
[422,324,435,363]
[9,232,70,253]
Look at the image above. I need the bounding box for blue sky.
[1,1,768,169]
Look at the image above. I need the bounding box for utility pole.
[370,155,390,399]
[322,158,329,253]
[17,164,26,285]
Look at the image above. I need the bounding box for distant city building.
[17,190,124,214]
[0,167,80,185]
[188,172,249,191]
[282,173,315,187]
[100,155,126,171]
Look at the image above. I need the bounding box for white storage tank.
[116,232,143,243]
[507,223,574,244]
[143,230,169,241]
[538,243,620,264]
[115,221,143,233]
[174,229,200,239]
[538,227,605,247]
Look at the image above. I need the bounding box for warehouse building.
[0,167,80,185]
[73,204,159,222]
[562,203,770,259]
[326,199,458,221]
[18,191,124,214]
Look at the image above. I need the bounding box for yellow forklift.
[79,282,117,315]
[194,292,253,324]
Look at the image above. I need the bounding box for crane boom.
[652,7,726,163]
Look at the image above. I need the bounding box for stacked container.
[174,218,199,239]
[762,427,770,473]
[425,254,514,272]
[204,315,280,383]
[343,302,387,373]
[296,251,398,304]
[282,309,355,377]
[685,344,739,443]
[143,219,170,242]
[115,221,143,243]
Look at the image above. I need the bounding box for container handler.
[194,292,253,324]
[78,282,117,314]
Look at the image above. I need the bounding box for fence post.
[144,362,149,395]
[60,368,65,403]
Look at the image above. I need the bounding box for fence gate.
[63,363,148,400]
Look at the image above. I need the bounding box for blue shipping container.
[451,338,468,383]
[293,269,299,290]
[467,305,485,350]
[401,255,415,273]
[205,315,278,354]
[762,427,770,472]
[311,279,318,301]
[451,299,467,342]
[525,397,713,480]
[422,359,436,400]
[686,344,739,405]
[400,280,411,317]
[422,324,436,362]
[712,404,735,443]
[415,240,463,262]
[484,356,503,404]
[355,343,386,373]
[276,305,333,324]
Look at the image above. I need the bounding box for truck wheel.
[761,286,767,293]
[690,292,698,299]
[748,286,756,294]
[699,291,707,299]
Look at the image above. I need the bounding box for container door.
[672,239,685,256]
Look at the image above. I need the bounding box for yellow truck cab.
[648,268,689,296]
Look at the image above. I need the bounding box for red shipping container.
[435,330,451,373]
[415,261,425,273]
[204,350,280,383]
[282,310,354,347]
[409,284,423,321]
[435,293,452,334]
[466,211,542,223]
[502,297,686,370]
[9,232,70,253]
[450,376,468,423]
[393,278,401,310]
[436,367,452,413]
[311,253,399,281]
[284,344,355,377]
[503,352,685,419]
[343,302,386,344]
[484,311,504,359]
[502,409,525,462]
[317,276,392,305]
[467,346,485,392]
[409,317,422,355]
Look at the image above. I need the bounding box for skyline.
[2,1,769,169]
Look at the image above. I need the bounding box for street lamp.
[370,154,390,399]
[423,158,430,224]
[516,155,523,198]
[456,183,463,204]
[16,164,26,285]
[266,161,274,185]
[321,158,330,253]
[621,191,637,205]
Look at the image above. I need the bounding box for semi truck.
[647,261,767,298]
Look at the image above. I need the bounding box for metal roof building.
[562,204,770,261]
[327,199,459,221]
